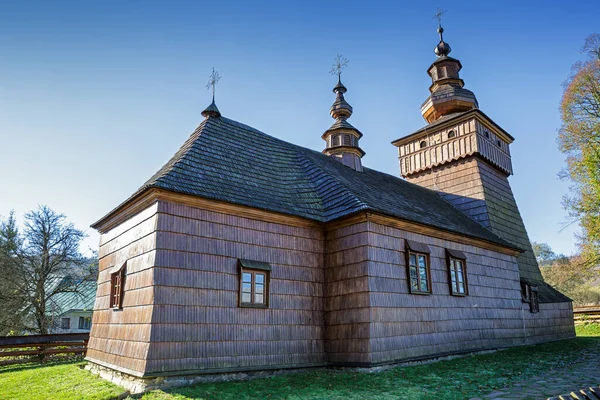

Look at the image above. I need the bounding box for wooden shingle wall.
[408,157,545,285]
[521,302,575,344]
[325,222,371,365]
[87,203,159,376]
[365,220,574,365]
[144,201,326,375]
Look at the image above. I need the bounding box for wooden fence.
[0,333,89,365]
[573,306,600,325]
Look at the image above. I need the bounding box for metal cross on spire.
[330,54,349,78]
[205,67,221,101]
[433,7,446,28]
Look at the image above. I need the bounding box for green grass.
[139,335,600,400]
[0,360,124,400]
[0,326,597,400]
[576,322,600,336]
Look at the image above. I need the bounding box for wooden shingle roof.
[104,116,519,250]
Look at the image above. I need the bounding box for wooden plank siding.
[86,202,159,376]
[365,219,574,365]
[324,222,371,365]
[87,196,574,378]
[144,201,326,375]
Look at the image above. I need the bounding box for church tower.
[392,19,555,295]
[322,55,365,171]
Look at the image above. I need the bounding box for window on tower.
[332,135,341,147]
[447,130,456,139]
[343,135,351,146]
[419,140,428,149]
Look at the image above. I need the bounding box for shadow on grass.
[135,337,600,400]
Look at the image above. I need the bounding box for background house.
[48,280,96,334]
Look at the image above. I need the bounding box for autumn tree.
[0,206,95,335]
[559,33,600,274]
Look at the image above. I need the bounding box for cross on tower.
[433,8,446,27]
[330,54,349,78]
[206,67,221,100]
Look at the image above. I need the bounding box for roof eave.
[391,109,515,147]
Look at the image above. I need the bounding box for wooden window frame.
[529,286,539,313]
[61,317,70,330]
[405,250,432,295]
[520,281,531,303]
[446,251,469,296]
[239,268,269,308]
[110,262,126,310]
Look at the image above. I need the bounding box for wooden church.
[86,22,575,392]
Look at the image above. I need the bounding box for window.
[447,130,456,139]
[484,130,490,138]
[530,287,539,313]
[520,281,531,303]
[239,259,271,308]
[405,240,431,294]
[332,135,341,146]
[61,317,70,329]
[521,281,539,313]
[110,262,126,310]
[78,316,91,330]
[343,134,351,146]
[497,139,502,147]
[419,140,428,149]
[446,249,468,296]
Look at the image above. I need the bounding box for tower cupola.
[322,54,365,172]
[421,15,478,123]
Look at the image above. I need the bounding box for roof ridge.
[141,118,210,189]
[293,148,366,221]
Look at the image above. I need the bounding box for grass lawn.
[139,336,600,400]
[0,360,124,400]
[0,326,598,400]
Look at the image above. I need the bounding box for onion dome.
[420,21,478,123]
[322,55,365,172]
[434,26,451,57]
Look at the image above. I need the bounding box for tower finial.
[330,53,349,80]
[206,67,221,102]
[322,54,364,171]
[433,8,451,57]
[202,67,222,118]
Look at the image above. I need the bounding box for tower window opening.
[484,130,490,139]
[497,140,502,147]
[419,140,428,149]
[332,135,341,147]
[343,135,351,146]
[447,130,455,139]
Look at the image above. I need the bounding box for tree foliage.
[535,241,600,305]
[559,33,600,273]
[0,206,95,335]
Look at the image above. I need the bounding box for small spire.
[322,54,365,171]
[329,54,352,120]
[202,68,222,118]
[433,8,451,57]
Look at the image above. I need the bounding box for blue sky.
[0,0,596,255]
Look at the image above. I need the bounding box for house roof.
[94,115,519,252]
[47,280,97,317]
